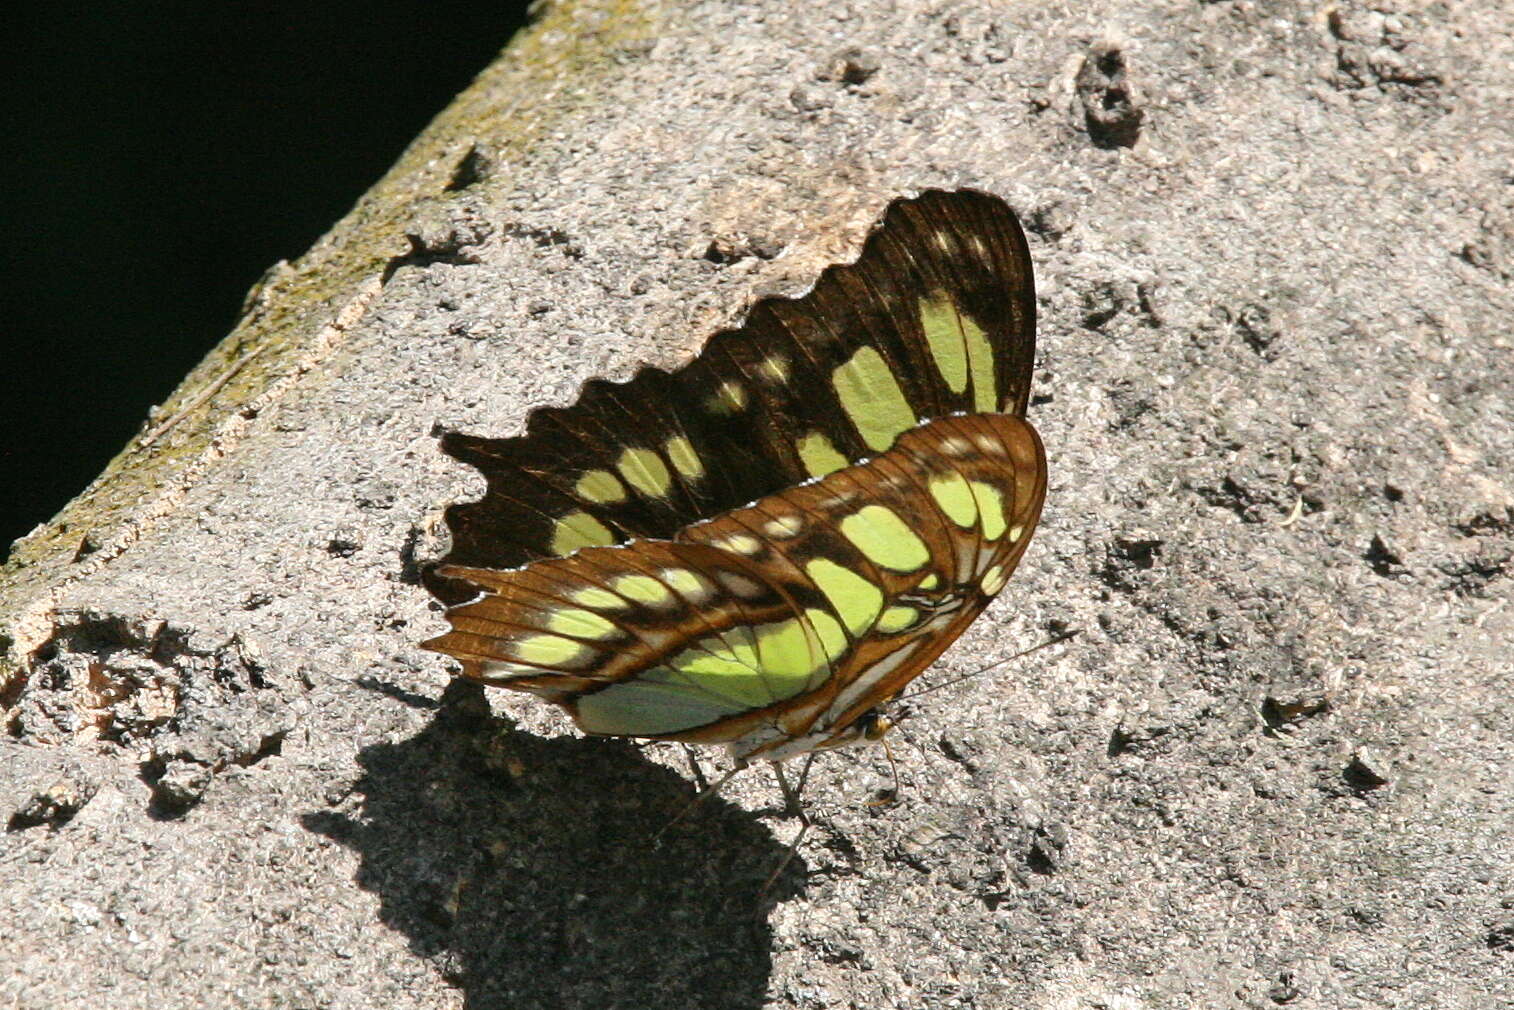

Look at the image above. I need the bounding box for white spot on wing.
[941,437,972,457]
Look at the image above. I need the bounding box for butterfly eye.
[861,712,895,740]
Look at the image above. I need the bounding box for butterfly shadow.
[302,679,804,1010]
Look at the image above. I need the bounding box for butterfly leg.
[680,742,712,791]
[775,752,818,817]
[762,755,817,891]
[867,733,902,807]
[653,761,744,845]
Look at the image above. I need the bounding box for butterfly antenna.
[896,628,1080,704]
[876,713,968,807]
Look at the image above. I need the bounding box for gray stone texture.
[3,1,1512,1007]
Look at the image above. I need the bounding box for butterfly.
[422,189,1044,770]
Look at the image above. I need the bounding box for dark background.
[2,4,535,559]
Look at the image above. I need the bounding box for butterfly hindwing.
[426,540,836,742]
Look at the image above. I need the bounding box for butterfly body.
[423,190,1045,763]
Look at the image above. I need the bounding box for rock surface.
[4,2,1512,1008]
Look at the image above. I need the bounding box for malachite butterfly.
[422,189,1045,766]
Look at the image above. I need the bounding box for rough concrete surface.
[4,2,1512,1008]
